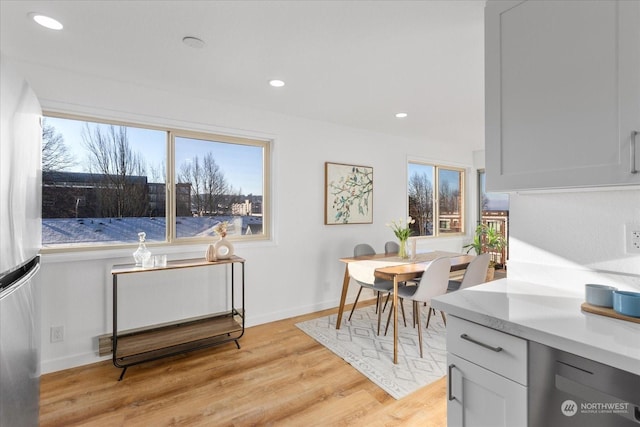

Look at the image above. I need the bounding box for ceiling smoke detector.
[182,36,205,49]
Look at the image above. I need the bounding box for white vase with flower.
[212,220,234,260]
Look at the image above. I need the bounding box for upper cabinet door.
[485,0,640,191]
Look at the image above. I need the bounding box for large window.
[407,162,464,236]
[41,114,269,249]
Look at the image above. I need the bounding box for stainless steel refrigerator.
[0,54,43,427]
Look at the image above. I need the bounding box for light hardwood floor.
[40,302,448,426]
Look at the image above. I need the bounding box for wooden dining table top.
[339,251,474,282]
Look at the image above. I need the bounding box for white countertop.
[432,278,640,376]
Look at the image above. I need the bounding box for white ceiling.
[0,0,485,149]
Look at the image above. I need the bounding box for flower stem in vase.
[398,239,408,259]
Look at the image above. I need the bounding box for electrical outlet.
[50,326,64,343]
[625,224,640,254]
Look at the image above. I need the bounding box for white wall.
[12,60,479,373]
[507,188,640,294]
[475,149,640,293]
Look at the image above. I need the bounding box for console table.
[104,256,245,380]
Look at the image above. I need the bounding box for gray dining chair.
[384,241,399,254]
[447,253,491,292]
[384,257,451,358]
[348,243,395,335]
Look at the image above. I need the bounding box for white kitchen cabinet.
[446,316,527,427]
[448,353,527,427]
[485,0,640,191]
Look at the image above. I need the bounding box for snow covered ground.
[42,216,263,245]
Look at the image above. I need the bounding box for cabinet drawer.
[447,316,527,385]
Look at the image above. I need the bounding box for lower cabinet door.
[447,353,527,427]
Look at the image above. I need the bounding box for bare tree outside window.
[408,170,434,236]
[42,118,75,172]
[82,124,148,218]
[148,161,166,183]
[179,156,204,215]
[178,153,229,215]
[438,168,463,233]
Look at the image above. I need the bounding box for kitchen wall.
[507,188,640,293]
[475,150,640,293]
[11,59,479,373]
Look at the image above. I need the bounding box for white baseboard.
[41,352,111,375]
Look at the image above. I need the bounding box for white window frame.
[407,159,466,238]
[41,111,271,253]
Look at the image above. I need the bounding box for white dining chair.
[447,253,491,292]
[348,243,394,335]
[384,257,451,358]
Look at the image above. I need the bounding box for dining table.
[336,250,475,364]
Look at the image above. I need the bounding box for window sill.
[40,239,274,264]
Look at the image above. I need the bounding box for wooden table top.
[112,255,245,275]
[340,251,474,282]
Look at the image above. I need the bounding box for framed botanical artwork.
[324,162,373,225]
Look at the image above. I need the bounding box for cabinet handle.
[632,131,638,174]
[460,333,503,352]
[448,364,456,401]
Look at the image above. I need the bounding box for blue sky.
[175,137,263,195]
[44,116,263,195]
[479,171,509,210]
[408,162,460,190]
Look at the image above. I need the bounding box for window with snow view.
[41,114,269,249]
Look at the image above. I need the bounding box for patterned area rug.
[295,303,447,399]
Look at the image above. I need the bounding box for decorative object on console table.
[324,162,373,225]
[386,216,415,259]
[132,231,151,266]
[213,221,234,260]
[214,238,234,260]
[205,244,216,262]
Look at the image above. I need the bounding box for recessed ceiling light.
[182,36,205,49]
[269,79,285,88]
[395,112,408,118]
[29,13,63,30]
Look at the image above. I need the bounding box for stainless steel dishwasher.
[529,341,640,426]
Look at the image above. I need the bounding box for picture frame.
[324,162,373,225]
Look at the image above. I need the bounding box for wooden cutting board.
[581,302,640,324]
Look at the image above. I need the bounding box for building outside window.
[41,114,269,249]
